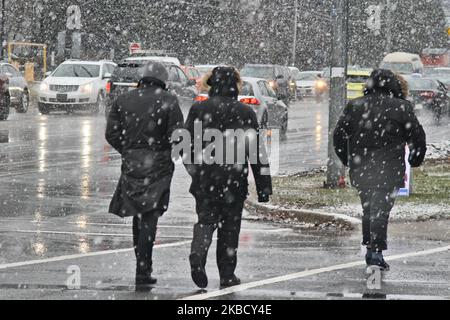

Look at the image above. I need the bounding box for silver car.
[195,77,289,136]
[0,62,30,114]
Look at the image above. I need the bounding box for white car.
[295,71,323,98]
[38,60,116,114]
[124,56,181,66]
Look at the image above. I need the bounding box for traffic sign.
[129,43,141,55]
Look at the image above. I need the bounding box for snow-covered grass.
[268,159,450,222]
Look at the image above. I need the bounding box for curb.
[245,199,361,230]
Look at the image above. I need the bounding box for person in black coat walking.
[106,61,184,288]
[334,69,426,271]
[184,66,272,289]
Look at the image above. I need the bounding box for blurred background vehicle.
[0,62,30,114]
[380,52,424,75]
[194,77,289,136]
[38,60,116,115]
[424,67,450,89]
[106,59,197,118]
[240,64,291,106]
[195,65,220,77]
[294,71,329,102]
[346,69,371,100]
[180,65,202,89]
[408,77,450,123]
[421,48,450,71]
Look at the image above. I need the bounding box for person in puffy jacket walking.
[184,66,272,289]
[334,69,427,271]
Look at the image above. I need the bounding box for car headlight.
[269,81,277,89]
[40,82,49,92]
[316,80,327,90]
[80,83,94,94]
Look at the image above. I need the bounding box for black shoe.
[190,254,208,289]
[369,252,390,272]
[220,275,241,289]
[135,273,157,290]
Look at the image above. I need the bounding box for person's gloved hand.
[258,194,270,203]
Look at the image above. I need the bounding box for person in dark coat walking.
[334,69,427,271]
[184,66,272,289]
[106,61,184,288]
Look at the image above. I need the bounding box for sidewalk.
[247,157,450,226]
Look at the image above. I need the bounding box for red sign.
[129,43,141,54]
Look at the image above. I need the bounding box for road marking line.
[0,240,191,271]
[179,244,450,300]
[0,229,193,238]
[0,223,290,234]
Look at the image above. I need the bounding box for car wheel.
[261,111,269,130]
[96,92,106,116]
[0,93,10,121]
[38,103,50,115]
[16,90,29,113]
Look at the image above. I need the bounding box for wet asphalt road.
[0,101,449,300]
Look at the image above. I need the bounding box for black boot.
[190,224,215,289]
[189,253,208,289]
[135,269,157,291]
[369,251,390,272]
[220,275,241,288]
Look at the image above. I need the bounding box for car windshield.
[112,63,144,82]
[380,62,414,74]
[409,79,437,90]
[240,66,274,79]
[52,64,100,78]
[347,75,369,83]
[297,73,318,81]
[239,81,254,96]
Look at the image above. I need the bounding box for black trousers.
[190,197,244,280]
[358,188,397,251]
[133,211,161,274]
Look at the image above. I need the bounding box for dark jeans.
[133,211,161,274]
[359,188,397,251]
[190,197,244,280]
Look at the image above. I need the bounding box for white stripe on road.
[0,240,191,271]
[0,229,192,239]
[179,244,450,300]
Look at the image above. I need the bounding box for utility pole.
[292,0,298,66]
[326,0,348,188]
[0,0,5,60]
[385,0,392,53]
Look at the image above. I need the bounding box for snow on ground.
[324,202,450,222]
[426,140,450,160]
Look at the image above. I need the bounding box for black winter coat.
[334,71,427,190]
[106,81,184,217]
[184,96,273,203]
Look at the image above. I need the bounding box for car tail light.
[240,97,261,105]
[194,95,208,102]
[420,91,435,99]
[106,81,112,94]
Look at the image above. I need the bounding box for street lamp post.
[292,0,298,66]
[326,0,348,188]
[1,0,5,60]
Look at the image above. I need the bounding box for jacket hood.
[138,76,167,90]
[138,61,169,89]
[364,69,404,99]
[207,66,240,99]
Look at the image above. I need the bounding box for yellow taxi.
[347,69,372,100]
